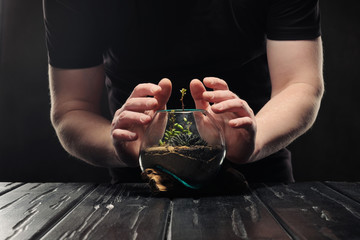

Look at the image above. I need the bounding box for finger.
[211,99,254,117]
[203,77,229,90]
[228,117,254,128]
[112,110,152,129]
[155,78,172,110]
[112,129,138,142]
[202,90,237,103]
[190,79,210,110]
[123,97,158,111]
[129,83,161,98]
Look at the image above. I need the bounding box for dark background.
[0,0,359,182]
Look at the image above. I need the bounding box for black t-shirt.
[43,0,321,183]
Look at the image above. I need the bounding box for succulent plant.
[168,133,207,147]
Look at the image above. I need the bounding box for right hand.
[111,78,172,167]
[190,78,256,164]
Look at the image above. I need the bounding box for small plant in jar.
[139,88,226,192]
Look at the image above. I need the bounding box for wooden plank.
[255,182,360,240]
[41,183,170,240]
[0,182,24,196]
[325,181,360,203]
[0,182,96,240]
[169,193,291,240]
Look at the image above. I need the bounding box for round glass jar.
[139,109,226,189]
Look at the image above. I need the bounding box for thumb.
[190,79,209,110]
[155,78,172,110]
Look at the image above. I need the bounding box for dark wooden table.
[0,181,359,240]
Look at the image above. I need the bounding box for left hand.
[190,77,257,164]
[111,78,172,167]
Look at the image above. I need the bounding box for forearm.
[48,65,130,168]
[250,82,323,162]
[52,110,126,168]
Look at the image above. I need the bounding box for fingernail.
[146,100,156,108]
[206,78,214,85]
[151,86,160,93]
[215,104,223,111]
[129,132,137,139]
[140,115,150,123]
[229,120,239,127]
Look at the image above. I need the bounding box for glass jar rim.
[156,109,206,113]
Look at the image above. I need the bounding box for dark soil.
[139,145,224,184]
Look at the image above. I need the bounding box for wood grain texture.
[255,182,360,240]
[1,182,360,240]
[325,181,360,203]
[41,183,170,240]
[168,193,291,240]
[0,182,24,196]
[0,183,96,240]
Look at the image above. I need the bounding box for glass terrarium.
[139,109,226,190]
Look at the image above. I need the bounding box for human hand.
[190,77,256,164]
[111,78,172,167]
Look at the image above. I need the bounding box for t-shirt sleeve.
[266,0,321,40]
[43,0,106,69]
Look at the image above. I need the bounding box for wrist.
[247,138,263,163]
[112,143,140,168]
[225,143,255,165]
